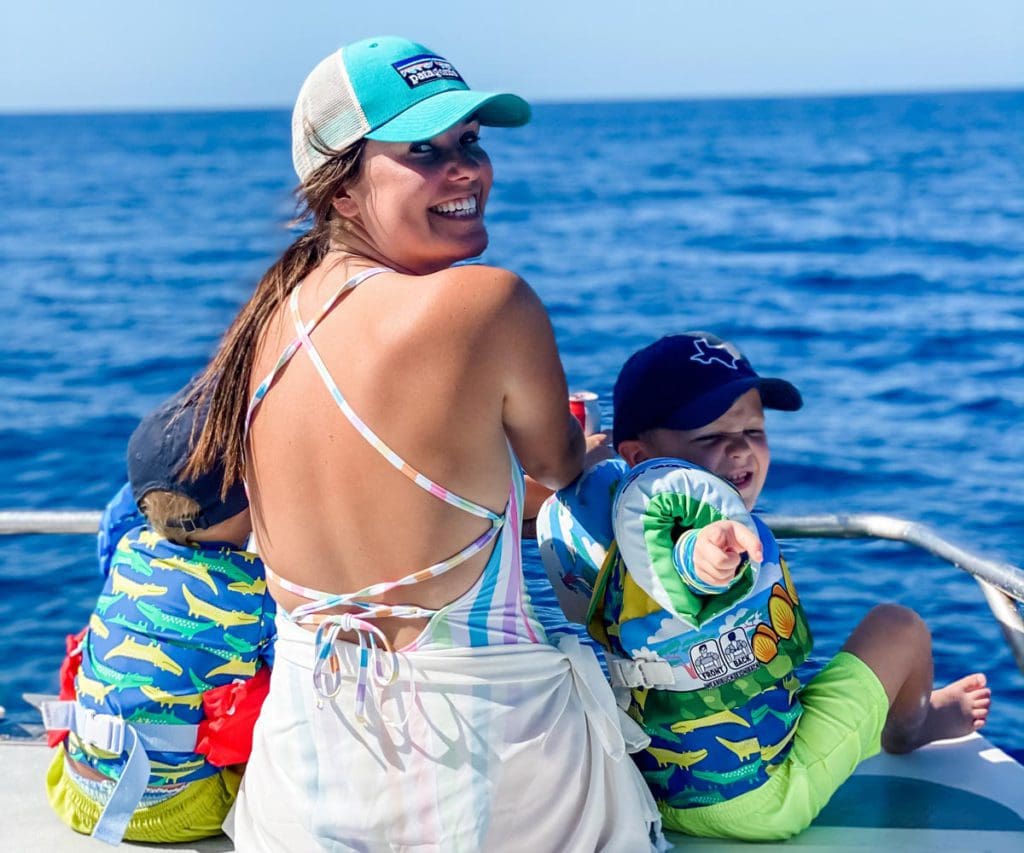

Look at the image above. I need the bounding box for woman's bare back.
[246,261,578,645]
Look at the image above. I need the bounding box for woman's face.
[336,119,494,273]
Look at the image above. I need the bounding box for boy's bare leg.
[840,604,991,754]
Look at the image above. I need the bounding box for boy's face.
[627,389,769,510]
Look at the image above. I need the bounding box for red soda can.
[569,391,601,436]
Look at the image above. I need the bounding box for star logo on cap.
[690,338,741,370]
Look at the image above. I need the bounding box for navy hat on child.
[127,385,248,531]
[613,332,802,446]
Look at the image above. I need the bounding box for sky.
[2,0,1022,112]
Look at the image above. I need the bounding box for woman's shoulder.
[425,263,528,298]
[416,264,543,329]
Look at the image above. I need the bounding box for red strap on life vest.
[194,665,271,767]
[48,626,270,764]
[48,626,88,748]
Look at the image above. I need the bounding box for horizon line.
[2,83,1021,118]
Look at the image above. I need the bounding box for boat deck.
[3,732,1023,851]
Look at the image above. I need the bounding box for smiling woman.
[335,119,494,273]
[180,35,664,852]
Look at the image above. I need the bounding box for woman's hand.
[583,432,617,467]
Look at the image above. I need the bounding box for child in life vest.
[43,387,275,845]
[537,332,990,840]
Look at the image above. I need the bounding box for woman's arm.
[523,433,617,524]
[487,272,585,490]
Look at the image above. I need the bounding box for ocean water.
[1,92,1022,749]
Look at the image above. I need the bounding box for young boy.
[538,332,990,840]
[43,387,276,845]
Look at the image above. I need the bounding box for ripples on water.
[1,91,1022,745]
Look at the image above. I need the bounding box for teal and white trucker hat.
[291,35,531,182]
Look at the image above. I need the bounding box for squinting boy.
[539,332,990,840]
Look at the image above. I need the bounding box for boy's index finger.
[705,521,749,553]
[732,522,764,562]
[702,521,734,551]
[714,521,762,561]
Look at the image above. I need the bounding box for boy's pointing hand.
[693,521,764,587]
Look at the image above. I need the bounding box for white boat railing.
[0,511,100,535]
[761,513,1024,675]
[2,509,1023,673]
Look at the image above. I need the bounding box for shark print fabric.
[67,528,276,787]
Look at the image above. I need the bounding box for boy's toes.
[968,685,991,715]
[953,672,986,692]
[964,673,987,691]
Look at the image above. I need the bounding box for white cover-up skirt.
[227,615,664,852]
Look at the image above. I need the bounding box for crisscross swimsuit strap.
[245,267,511,721]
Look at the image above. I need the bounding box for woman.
[186,36,662,851]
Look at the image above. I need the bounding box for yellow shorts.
[661,651,889,841]
[46,749,241,843]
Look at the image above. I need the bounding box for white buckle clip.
[608,657,675,689]
[78,708,127,755]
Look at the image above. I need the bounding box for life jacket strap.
[607,656,675,689]
[43,701,125,754]
[41,699,198,846]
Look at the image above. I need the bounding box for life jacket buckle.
[42,701,128,755]
[78,707,127,755]
[608,656,675,690]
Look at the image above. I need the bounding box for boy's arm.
[96,482,144,578]
[676,521,763,594]
[612,459,762,627]
[536,453,629,623]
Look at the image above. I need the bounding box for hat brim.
[664,377,803,430]
[365,90,530,143]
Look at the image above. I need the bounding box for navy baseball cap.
[613,332,802,446]
[127,384,248,531]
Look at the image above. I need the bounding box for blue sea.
[1,92,1022,750]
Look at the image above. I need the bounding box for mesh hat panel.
[291,50,371,182]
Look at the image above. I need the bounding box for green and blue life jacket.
[538,458,813,809]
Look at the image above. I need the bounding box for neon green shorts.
[661,651,889,841]
[46,749,241,843]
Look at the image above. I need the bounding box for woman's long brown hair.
[182,137,366,491]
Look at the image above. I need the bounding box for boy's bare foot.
[883,673,991,754]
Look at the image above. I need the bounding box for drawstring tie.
[305,606,431,727]
[312,613,398,720]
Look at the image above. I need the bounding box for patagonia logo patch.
[393,54,464,88]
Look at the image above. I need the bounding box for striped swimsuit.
[230,267,664,851]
